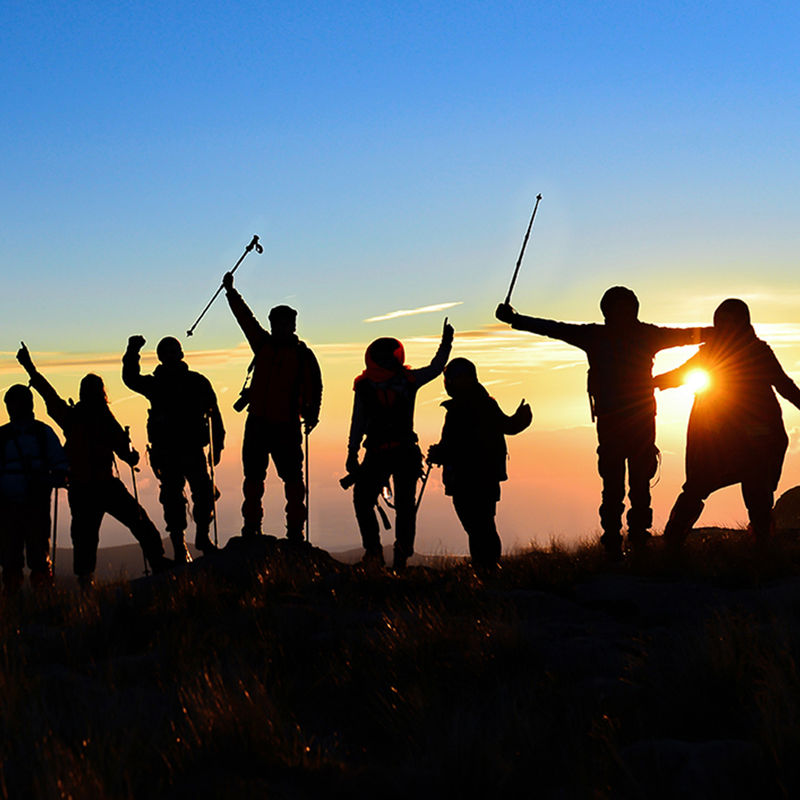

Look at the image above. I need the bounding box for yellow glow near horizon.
[685,368,711,394]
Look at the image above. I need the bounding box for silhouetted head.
[156,336,184,365]
[444,358,479,398]
[4,384,34,423]
[79,374,108,407]
[713,298,752,335]
[600,286,640,326]
[269,305,297,340]
[365,337,405,372]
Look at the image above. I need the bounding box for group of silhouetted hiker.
[2,272,800,592]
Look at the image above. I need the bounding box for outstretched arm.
[771,359,800,411]
[16,343,71,430]
[223,271,268,351]
[653,351,703,391]
[496,303,591,349]
[501,399,533,435]
[411,318,455,386]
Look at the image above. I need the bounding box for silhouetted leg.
[741,479,774,541]
[663,486,706,548]
[154,455,188,536]
[271,423,305,541]
[183,449,214,540]
[353,462,385,556]
[68,484,105,578]
[23,498,53,587]
[103,477,166,566]
[392,459,419,570]
[627,440,659,547]
[453,487,501,569]
[242,415,270,536]
[597,442,626,553]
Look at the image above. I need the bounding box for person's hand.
[212,446,222,467]
[442,316,454,345]
[495,303,516,323]
[513,399,533,429]
[304,418,319,435]
[16,341,34,372]
[427,443,443,465]
[53,471,69,489]
[127,335,146,351]
[346,452,360,476]
[128,448,141,467]
[222,272,234,291]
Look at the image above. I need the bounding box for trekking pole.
[51,487,59,574]
[186,234,264,337]
[504,194,543,305]
[304,426,311,543]
[207,414,219,548]
[415,461,434,513]
[125,426,150,576]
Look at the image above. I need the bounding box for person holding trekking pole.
[222,271,322,543]
[17,344,171,587]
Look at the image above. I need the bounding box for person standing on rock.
[17,344,171,587]
[222,271,322,543]
[427,357,532,572]
[123,335,224,561]
[496,288,710,559]
[0,384,68,593]
[655,298,800,547]
[345,319,453,571]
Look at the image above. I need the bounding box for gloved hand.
[127,335,146,351]
[345,452,360,476]
[427,443,444,465]
[442,316,454,345]
[495,303,516,324]
[304,418,319,435]
[512,399,533,430]
[212,447,223,467]
[123,448,141,467]
[222,272,234,291]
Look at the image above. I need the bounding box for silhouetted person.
[655,299,800,546]
[17,344,171,586]
[222,271,322,542]
[0,384,67,593]
[123,335,224,561]
[346,319,453,571]
[497,288,710,558]
[427,358,532,571]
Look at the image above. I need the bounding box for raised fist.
[222,272,234,291]
[127,335,146,351]
[442,316,454,344]
[495,303,516,324]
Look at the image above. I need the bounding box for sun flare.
[685,368,711,393]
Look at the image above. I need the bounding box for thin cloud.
[364,301,463,323]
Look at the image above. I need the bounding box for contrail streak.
[364,301,462,323]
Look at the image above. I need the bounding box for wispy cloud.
[363,301,463,323]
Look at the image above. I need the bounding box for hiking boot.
[286,528,306,546]
[170,532,192,564]
[149,555,174,574]
[195,528,218,554]
[358,549,385,570]
[392,553,408,573]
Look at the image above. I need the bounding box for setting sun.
[685,368,711,394]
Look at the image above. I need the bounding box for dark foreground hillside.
[3,530,800,799]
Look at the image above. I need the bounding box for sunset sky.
[3,1,800,555]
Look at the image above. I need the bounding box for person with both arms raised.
[17,343,171,587]
[497,288,711,559]
[123,335,224,561]
[222,270,322,543]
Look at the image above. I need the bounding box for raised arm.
[122,335,155,397]
[222,271,268,352]
[500,399,533,435]
[770,355,800,411]
[411,318,455,386]
[16,343,71,430]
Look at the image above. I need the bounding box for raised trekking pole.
[186,234,263,337]
[125,426,150,576]
[207,413,219,548]
[51,487,59,574]
[504,194,543,305]
[304,427,310,543]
